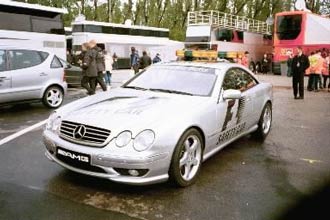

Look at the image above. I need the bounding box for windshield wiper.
[123,86,148,91]
[149,88,194,96]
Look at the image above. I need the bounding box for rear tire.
[169,128,203,187]
[42,86,64,108]
[253,102,272,141]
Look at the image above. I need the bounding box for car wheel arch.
[172,125,206,154]
[41,83,65,98]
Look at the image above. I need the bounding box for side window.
[8,50,43,70]
[240,69,258,91]
[222,68,258,92]
[222,68,244,90]
[51,56,63,68]
[0,50,6,72]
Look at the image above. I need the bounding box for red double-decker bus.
[273,10,330,74]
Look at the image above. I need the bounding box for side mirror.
[223,89,242,100]
[66,64,72,69]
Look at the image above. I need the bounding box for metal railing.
[188,10,271,35]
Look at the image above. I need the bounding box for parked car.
[59,58,83,87]
[43,62,273,187]
[0,47,67,108]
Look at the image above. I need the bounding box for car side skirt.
[203,124,258,162]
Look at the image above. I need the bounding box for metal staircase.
[188,10,271,35]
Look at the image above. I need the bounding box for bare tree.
[94,0,98,20]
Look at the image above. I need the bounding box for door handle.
[39,72,48,76]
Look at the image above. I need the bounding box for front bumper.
[43,130,171,185]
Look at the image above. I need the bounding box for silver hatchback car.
[0,47,67,108]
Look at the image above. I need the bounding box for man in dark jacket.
[80,42,95,95]
[292,47,310,99]
[130,47,139,74]
[89,40,107,91]
[139,51,152,69]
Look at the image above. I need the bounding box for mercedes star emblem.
[73,125,86,139]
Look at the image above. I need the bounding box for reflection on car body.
[43,62,273,187]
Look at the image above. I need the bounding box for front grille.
[60,120,111,147]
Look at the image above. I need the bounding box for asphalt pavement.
[0,70,330,220]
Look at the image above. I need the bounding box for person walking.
[89,40,107,92]
[104,50,113,89]
[112,52,118,70]
[80,42,94,95]
[83,42,99,95]
[291,46,310,99]
[261,53,270,74]
[130,47,139,74]
[152,53,162,64]
[139,51,152,69]
[287,52,293,77]
[322,53,330,92]
[310,50,323,92]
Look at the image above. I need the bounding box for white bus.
[71,19,183,68]
[0,1,67,60]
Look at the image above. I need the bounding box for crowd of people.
[72,41,162,95]
[288,47,330,99]
[130,47,162,74]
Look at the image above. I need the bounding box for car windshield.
[123,65,217,96]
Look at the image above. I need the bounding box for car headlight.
[133,130,155,152]
[115,131,132,147]
[45,112,61,134]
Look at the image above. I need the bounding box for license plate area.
[56,147,90,164]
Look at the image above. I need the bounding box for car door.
[0,49,13,103]
[214,68,257,146]
[7,50,49,102]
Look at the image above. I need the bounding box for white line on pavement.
[0,119,47,146]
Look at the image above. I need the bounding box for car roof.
[0,45,53,54]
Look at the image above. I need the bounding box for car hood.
[60,88,207,134]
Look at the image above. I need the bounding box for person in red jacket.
[241,51,250,68]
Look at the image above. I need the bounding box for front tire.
[169,128,203,187]
[42,86,64,108]
[253,102,272,141]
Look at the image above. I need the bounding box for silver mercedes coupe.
[43,62,273,187]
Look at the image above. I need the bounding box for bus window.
[31,16,64,34]
[217,29,234,42]
[237,31,244,41]
[85,25,102,33]
[72,25,84,32]
[0,12,31,32]
[276,15,302,40]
